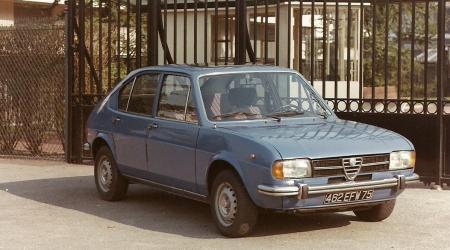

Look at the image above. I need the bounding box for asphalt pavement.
[0,159,449,250]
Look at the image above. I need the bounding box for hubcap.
[215,182,237,227]
[97,156,113,192]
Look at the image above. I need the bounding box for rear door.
[112,72,160,176]
[146,74,199,191]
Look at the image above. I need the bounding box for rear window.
[118,81,133,111]
[127,74,159,115]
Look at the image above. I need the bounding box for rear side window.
[157,75,197,122]
[118,81,133,111]
[127,74,159,115]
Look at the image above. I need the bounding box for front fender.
[91,131,116,160]
[208,151,246,180]
[196,127,283,209]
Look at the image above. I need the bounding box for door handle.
[112,116,121,124]
[148,123,158,130]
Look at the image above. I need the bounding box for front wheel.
[94,146,128,201]
[210,170,259,237]
[353,199,396,222]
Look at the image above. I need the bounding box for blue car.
[86,65,419,237]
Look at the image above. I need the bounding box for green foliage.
[363,2,438,99]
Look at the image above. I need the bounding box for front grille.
[312,154,390,178]
[328,174,372,184]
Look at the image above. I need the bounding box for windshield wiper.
[213,111,281,122]
[268,110,305,119]
[213,111,261,119]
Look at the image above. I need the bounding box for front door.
[146,74,199,192]
[112,73,159,176]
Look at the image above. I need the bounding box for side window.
[118,80,133,111]
[127,74,159,115]
[157,75,197,123]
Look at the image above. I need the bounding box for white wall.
[161,4,360,99]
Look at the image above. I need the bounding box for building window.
[211,15,236,63]
[249,13,276,64]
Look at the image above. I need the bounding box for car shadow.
[0,176,355,238]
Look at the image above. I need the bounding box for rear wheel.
[353,199,396,222]
[210,170,259,237]
[94,146,128,201]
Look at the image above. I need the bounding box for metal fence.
[0,18,65,159]
[66,0,450,185]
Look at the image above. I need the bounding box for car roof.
[130,64,298,77]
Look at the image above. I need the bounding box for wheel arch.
[206,156,246,197]
[92,133,115,160]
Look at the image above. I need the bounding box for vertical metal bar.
[253,0,258,64]
[107,0,112,88]
[204,0,208,64]
[78,0,85,162]
[397,0,402,111]
[225,0,229,65]
[117,0,121,78]
[311,0,315,84]
[214,0,218,65]
[322,0,327,97]
[173,0,177,63]
[371,0,376,100]
[334,1,339,104]
[264,0,268,64]
[276,0,280,66]
[287,0,292,68]
[347,2,351,106]
[194,0,198,64]
[184,0,187,63]
[164,0,168,64]
[235,0,247,64]
[98,0,103,94]
[359,0,364,103]
[64,0,74,162]
[437,0,446,185]
[126,0,131,71]
[89,0,94,93]
[299,0,303,73]
[136,0,142,68]
[424,0,429,108]
[410,0,416,111]
[149,0,159,66]
[384,0,389,110]
[79,0,85,96]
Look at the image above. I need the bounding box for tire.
[210,169,259,237]
[94,146,128,201]
[353,199,396,222]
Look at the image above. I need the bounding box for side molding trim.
[123,174,209,203]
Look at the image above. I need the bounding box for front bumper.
[258,173,420,199]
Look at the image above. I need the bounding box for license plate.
[323,189,374,205]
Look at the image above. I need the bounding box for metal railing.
[0,18,65,159]
[65,0,450,185]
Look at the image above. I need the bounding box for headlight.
[272,159,311,180]
[389,151,415,170]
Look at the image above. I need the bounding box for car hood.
[220,119,413,159]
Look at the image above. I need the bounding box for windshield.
[200,72,332,121]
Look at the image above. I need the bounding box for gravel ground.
[0,159,449,250]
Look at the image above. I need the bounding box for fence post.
[64,0,74,163]
[149,0,159,66]
[437,0,446,186]
[234,0,247,65]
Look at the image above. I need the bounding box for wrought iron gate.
[65,0,450,185]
